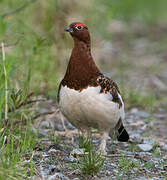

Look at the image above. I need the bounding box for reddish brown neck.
[62,38,101,90]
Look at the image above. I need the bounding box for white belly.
[59,85,125,131]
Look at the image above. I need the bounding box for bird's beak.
[64,26,73,33]
[64,27,70,32]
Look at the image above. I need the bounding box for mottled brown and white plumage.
[57,22,129,154]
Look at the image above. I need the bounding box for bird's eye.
[76,26,83,30]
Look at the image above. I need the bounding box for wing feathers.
[97,75,122,108]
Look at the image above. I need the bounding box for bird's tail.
[109,118,129,142]
[117,123,129,142]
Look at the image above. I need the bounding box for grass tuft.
[0,124,37,179]
[118,157,140,175]
[77,136,105,176]
[78,150,105,176]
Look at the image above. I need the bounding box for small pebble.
[151,157,160,162]
[139,152,152,156]
[155,164,163,170]
[55,124,65,131]
[139,111,149,118]
[130,108,138,114]
[65,121,76,130]
[48,173,70,180]
[71,148,84,155]
[40,121,51,129]
[162,144,167,150]
[143,139,155,145]
[129,134,142,143]
[138,144,153,152]
[113,169,118,174]
[136,177,150,180]
[151,178,161,180]
[105,170,112,175]
[110,163,117,167]
[64,156,76,163]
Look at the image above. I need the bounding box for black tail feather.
[117,124,129,142]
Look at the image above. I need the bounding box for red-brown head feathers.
[62,22,100,91]
[65,22,90,44]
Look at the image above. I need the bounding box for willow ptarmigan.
[57,22,129,154]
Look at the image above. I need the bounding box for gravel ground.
[31,101,167,180]
[31,21,167,180]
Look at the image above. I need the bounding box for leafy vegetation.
[78,150,105,176]
[118,157,140,174]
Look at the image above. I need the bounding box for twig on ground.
[70,153,134,158]
[68,169,80,176]
[20,99,46,106]
[33,110,58,120]
[34,166,43,179]
[8,92,46,113]
[1,0,37,19]
[14,92,34,109]
[8,92,34,112]
[104,154,134,158]
[1,42,8,121]
[0,38,21,49]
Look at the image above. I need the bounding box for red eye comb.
[74,23,84,27]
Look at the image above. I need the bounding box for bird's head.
[65,22,90,44]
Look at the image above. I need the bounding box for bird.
[57,22,129,154]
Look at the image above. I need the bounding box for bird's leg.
[60,112,67,131]
[59,113,78,143]
[80,129,91,139]
[98,132,108,155]
[85,130,91,139]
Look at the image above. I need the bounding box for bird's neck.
[62,40,101,90]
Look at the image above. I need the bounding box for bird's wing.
[96,75,123,108]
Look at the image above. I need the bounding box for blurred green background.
[0,0,167,112]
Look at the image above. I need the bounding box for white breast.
[59,85,124,131]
